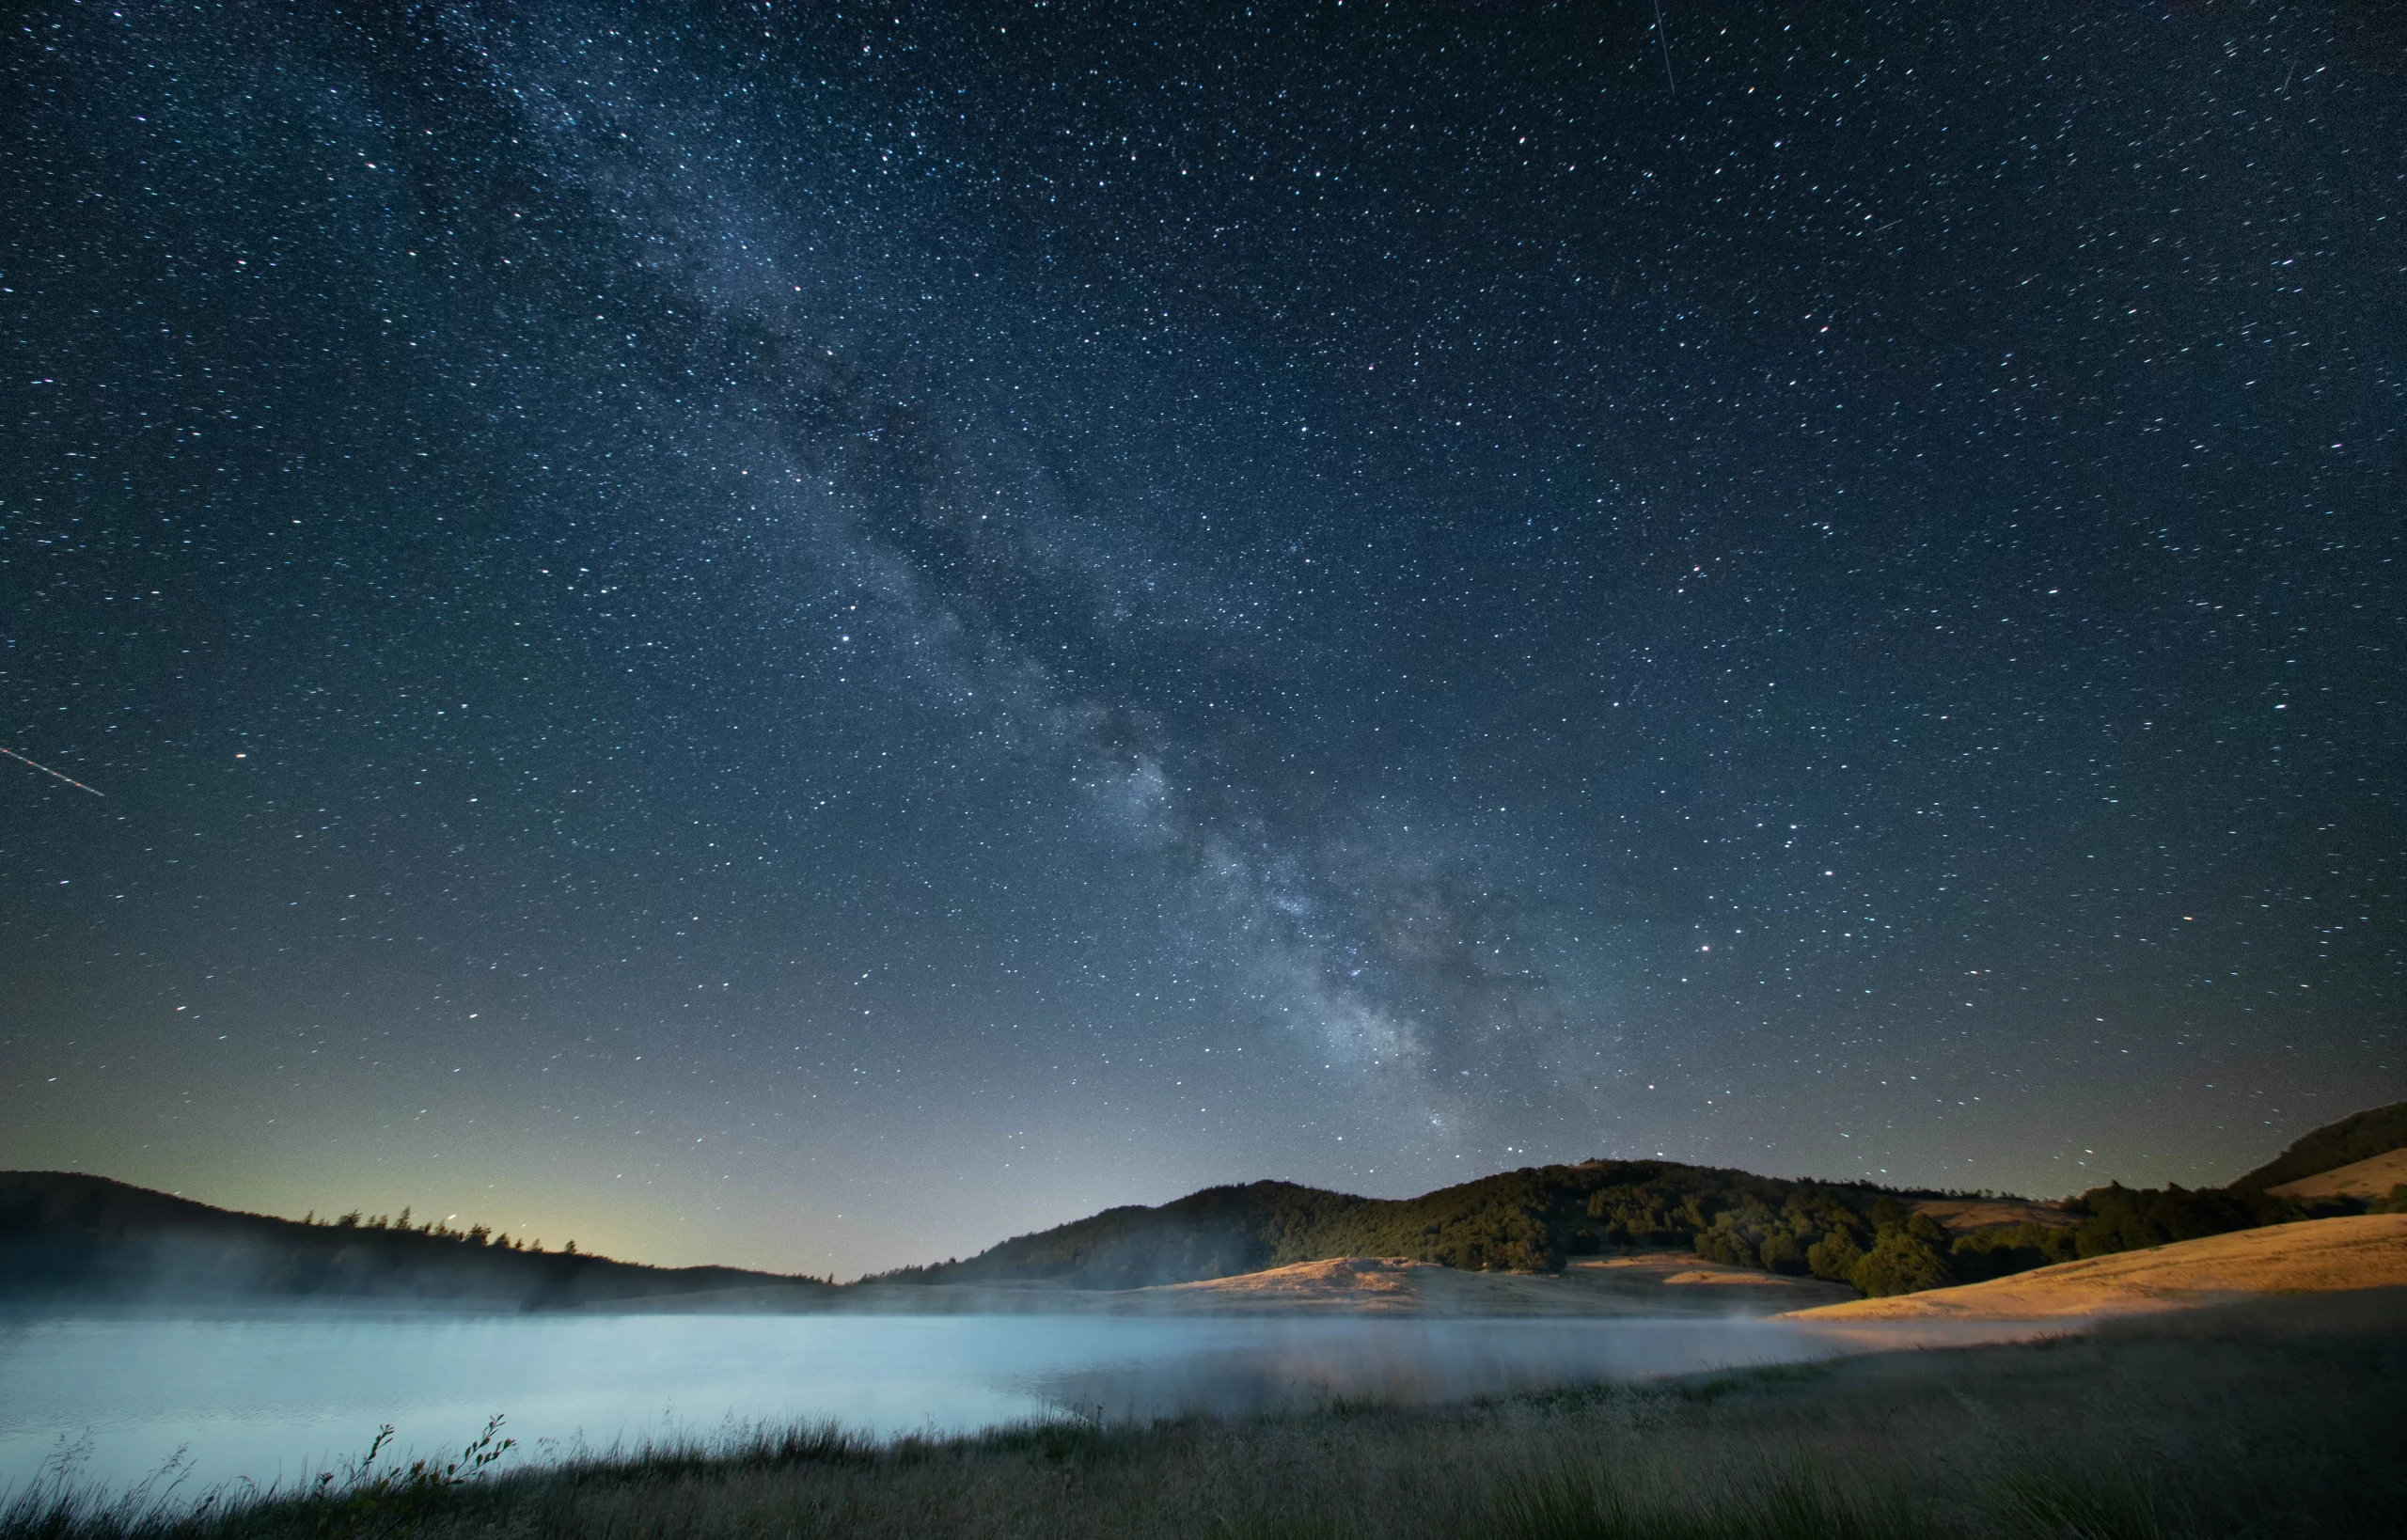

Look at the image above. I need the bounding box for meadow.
[7,1288,2400,1540]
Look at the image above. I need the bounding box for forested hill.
[875,1160,1937,1291]
[2229,1102,2407,1193]
[874,1149,2383,1299]
[0,1171,833,1307]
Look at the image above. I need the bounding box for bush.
[1806,1230,1864,1284]
[1850,1228,1952,1297]
[1950,1222,2078,1281]
[2067,1182,2299,1258]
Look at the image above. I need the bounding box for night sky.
[3,2,2400,1279]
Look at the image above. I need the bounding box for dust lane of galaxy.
[2,2,2399,1276]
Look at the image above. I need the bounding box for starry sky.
[3,1,2400,1278]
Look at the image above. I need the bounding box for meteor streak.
[1,746,105,797]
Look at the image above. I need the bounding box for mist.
[0,1309,2058,1502]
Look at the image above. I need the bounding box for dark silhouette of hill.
[2228,1102,2407,1193]
[0,1172,833,1308]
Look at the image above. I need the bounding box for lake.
[0,1309,2049,1500]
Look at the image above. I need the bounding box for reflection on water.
[0,1310,2058,1497]
[1025,1315,2051,1418]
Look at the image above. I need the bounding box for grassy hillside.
[1796,1214,2407,1320]
[0,1172,833,1307]
[2230,1101,2407,1192]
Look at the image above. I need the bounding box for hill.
[872,1160,2041,1294]
[2229,1101,2407,1193]
[879,1138,2385,1303]
[2267,1148,2407,1202]
[1788,1213,2407,1320]
[0,1171,834,1308]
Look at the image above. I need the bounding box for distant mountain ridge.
[0,1171,832,1308]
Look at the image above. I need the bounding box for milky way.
[3,2,2399,1275]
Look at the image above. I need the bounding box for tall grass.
[7,1290,2400,1539]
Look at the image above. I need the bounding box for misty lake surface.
[0,1310,2039,1498]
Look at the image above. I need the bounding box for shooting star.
[2,746,105,797]
[1653,0,1677,95]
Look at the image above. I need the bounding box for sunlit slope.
[1121,1251,1853,1314]
[1787,1214,2407,1320]
[2266,1148,2407,1201]
[2229,1101,2407,1192]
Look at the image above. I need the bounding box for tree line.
[298,1205,571,1256]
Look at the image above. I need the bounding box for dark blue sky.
[4,1,2399,1276]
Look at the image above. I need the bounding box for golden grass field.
[1127,1249,1853,1314]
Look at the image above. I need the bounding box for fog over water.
[0,1312,2053,1499]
